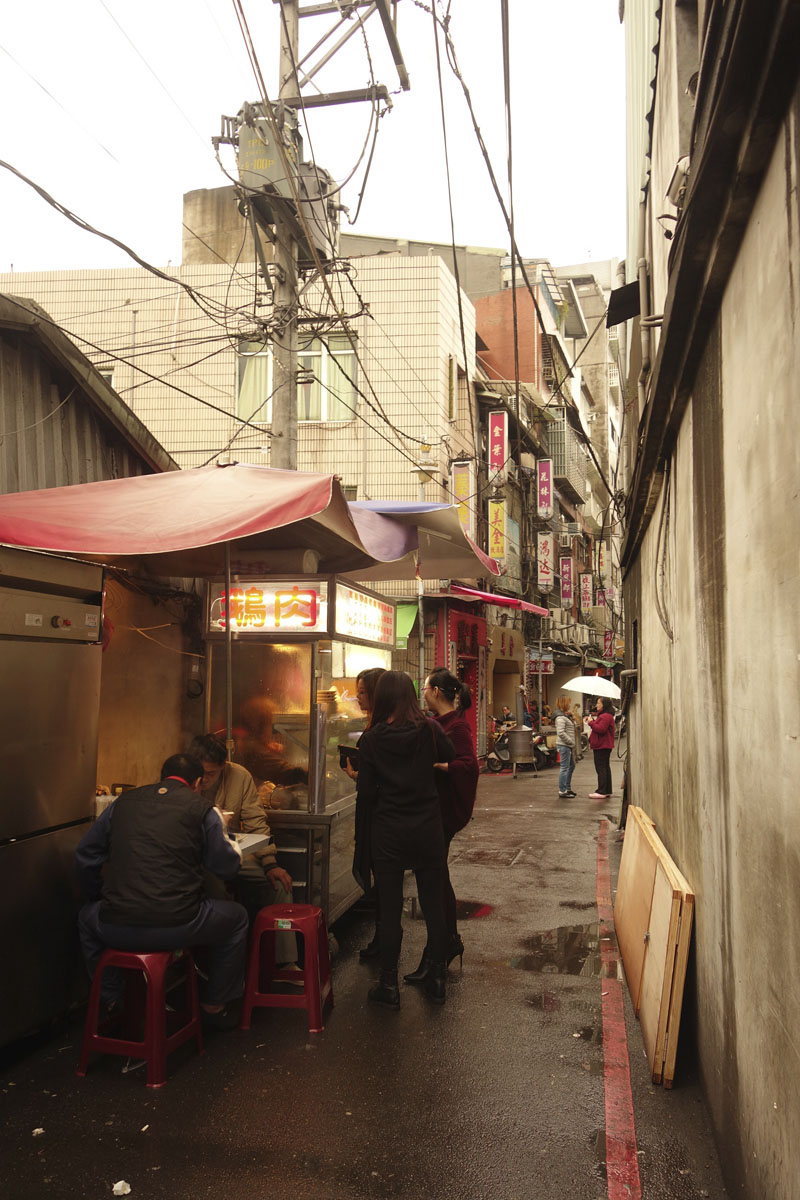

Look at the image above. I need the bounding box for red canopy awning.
[449,585,549,616]
[0,463,497,581]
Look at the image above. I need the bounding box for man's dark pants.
[78,898,249,1007]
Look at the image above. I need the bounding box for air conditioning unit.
[548,608,563,628]
[559,534,572,550]
[577,623,591,643]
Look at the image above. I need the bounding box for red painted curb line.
[597,820,642,1200]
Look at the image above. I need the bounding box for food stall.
[205,574,395,922]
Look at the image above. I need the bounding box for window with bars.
[237,334,357,424]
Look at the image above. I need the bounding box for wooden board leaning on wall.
[614,805,695,1088]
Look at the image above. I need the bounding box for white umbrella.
[563,675,621,700]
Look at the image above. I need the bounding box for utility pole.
[216,2,410,471]
[270,0,300,471]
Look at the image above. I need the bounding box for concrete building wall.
[626,93,800,1198]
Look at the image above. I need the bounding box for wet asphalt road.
[0,753,728,1199]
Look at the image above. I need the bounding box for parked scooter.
[486,722,513,772]
[532,732,559,771]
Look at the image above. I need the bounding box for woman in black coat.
[354,671,455,1009]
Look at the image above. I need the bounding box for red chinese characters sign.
[488,411,508,480]
[537,533,555,592]
[604,630,614,659]
[209,580,329,635]
[335,583,395,646]
[560,556,573,607]
[580,573,593,612]
[537,459,553,519]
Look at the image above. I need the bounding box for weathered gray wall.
[626,92,800,1198]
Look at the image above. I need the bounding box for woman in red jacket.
[587,696,616,799]
[404,667,479,984]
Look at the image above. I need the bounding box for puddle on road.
[508,923,603,977]
[559,900,595,911]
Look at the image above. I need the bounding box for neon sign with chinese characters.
[335,583,395,646]
[208,581,328,634]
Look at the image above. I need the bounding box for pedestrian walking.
[587,697,615,799]
[354,672,455,1009]
[404,667,479,986]
[554,695,577,798]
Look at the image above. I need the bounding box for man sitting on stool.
[76,753,248,1026]
[189,733,298,973]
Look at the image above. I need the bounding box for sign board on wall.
[560,556,574,608]
[488,411,508,481]
[488,500,506,560]
[537,459,553,519]
[604,630,614,659]
[580,573,593,613]
[450,461,476,541]
[537,533,555,592]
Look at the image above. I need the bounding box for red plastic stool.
[240,904,334,1034]
[77,947,204,1088]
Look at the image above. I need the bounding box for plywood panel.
[662,888,695,1088]
[614,806,658,1013]
[639,860,682,1082]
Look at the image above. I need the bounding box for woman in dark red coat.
[587,696,616,799]
[404,667,479,985]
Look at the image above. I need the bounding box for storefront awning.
[346,501,499,582]
[448,585,549,616]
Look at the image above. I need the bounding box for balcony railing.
[549,410,586,504]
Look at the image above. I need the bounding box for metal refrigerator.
[0,546,104,1047]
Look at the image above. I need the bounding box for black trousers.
[593,748,612,795]
[374,862,448,973]
[442,834,458,939]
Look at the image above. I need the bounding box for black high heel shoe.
[447,934,465,968]
[423,961,447,1005]
[403,951,432,985]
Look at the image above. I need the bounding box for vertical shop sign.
[605,585,615,607]
[487,499,506,560]
[560,557,573,607]
[488,411,508,481]
[580,573,593,612]
[537,459,553,519]
[598,541,608,582]
[604,630,614,659]
[450,461,476,541]
[537,532,555,592]
[596,589,606,608]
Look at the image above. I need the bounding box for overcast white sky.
[0,0,625,274]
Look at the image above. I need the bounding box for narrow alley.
[0,756,726,1200]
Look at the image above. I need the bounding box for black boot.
[368,969,400,1009]
[359,927,381,961]
[447,933,465,968]
[423,961,447,1005]
[403,951,432,985]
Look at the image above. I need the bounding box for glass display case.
[205,576,394,922]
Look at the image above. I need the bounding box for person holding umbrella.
[587,697,616,799]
